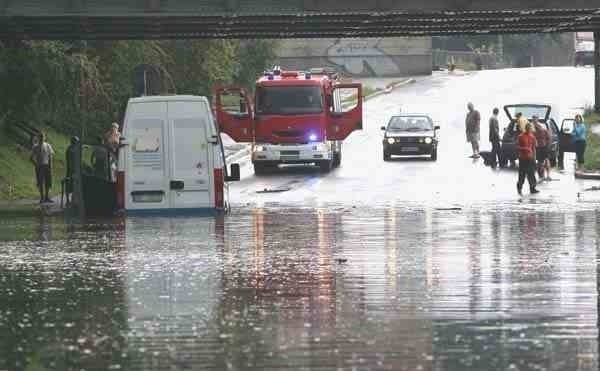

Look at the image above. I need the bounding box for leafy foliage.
[433,34,571,66]
[0,39,276,199]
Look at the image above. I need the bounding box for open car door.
[214,86,254,142]
[327,83,363,141]
[560,118,575,153]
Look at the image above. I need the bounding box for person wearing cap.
[105,122,121,152]
[65,136,80,205]
[465,102,481,158]
[516,122,539,195]
[532,115,551,180]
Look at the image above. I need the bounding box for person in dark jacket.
[488,108,500,168]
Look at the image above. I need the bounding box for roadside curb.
[574,170,600,180]
[364,78,416,102]
[341,77,416,110]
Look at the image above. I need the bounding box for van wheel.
[319,160,333,173]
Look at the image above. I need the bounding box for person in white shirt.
[30,132,55,203]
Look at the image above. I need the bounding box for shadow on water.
[0,208,598,370]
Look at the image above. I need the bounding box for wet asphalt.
[1,67,600,371]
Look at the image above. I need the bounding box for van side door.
[327,83,363,141]
[214,86,254,142]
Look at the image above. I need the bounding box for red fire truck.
[214,67,363,174]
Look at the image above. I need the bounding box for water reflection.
[0,208,598,370]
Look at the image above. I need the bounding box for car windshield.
[504,105,550,120]
[387,116,433,131]
[256,86,323,115]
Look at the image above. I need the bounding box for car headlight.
[424,137,432,144]
[387,137,395,144]
[253,145,265,152]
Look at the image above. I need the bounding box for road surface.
[1,67,600,371]
[229,67,600,209]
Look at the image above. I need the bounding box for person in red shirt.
[516,123,539,195]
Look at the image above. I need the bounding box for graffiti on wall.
[326,39,401,76]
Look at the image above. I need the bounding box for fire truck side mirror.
[239,100,247,114]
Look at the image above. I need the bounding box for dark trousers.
[517,158,537,192]
[490,141,500,166]
[575,140,586,165]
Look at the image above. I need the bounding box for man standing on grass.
[30,132,55,203]
[516,123,539,196]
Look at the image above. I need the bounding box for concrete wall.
[275,38,432,77]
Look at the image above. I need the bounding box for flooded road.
[229,67,600,208]
[2,67,600,370]
[1,207,599,370]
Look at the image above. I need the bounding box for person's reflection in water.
[35,215,52,245]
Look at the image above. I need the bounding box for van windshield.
[256,86,323,115]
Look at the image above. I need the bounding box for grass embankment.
[583,112,600,172]
[0,128,69,200]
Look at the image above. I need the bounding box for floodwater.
[0,206,599,371]
[2,67,600,370]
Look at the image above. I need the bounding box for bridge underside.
[1,1,600,39]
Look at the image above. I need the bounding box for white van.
[116,95,240,213]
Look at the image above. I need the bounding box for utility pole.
[595,31,600,112]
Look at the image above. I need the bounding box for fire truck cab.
[215,67,363,174]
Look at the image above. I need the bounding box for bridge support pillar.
[595,31,600,112]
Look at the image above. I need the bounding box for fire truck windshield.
[256,86,323,115]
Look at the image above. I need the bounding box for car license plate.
[402,147,418,152]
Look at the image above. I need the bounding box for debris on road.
[256,187,291,194]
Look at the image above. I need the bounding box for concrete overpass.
[1,0,600,110]
[0,1,600,39]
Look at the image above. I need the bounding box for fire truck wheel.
[333,152,341,168]
[319,160,333,173]
[253,163,275,175]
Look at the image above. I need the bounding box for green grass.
[582,112,600,172]
[0,127,69,201]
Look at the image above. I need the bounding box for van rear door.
[125,102,170,210]
[167,101,212,209]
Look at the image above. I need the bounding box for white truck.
[115,95,240,214]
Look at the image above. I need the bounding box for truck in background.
[214,67,363,174]
[574,32,594,67]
